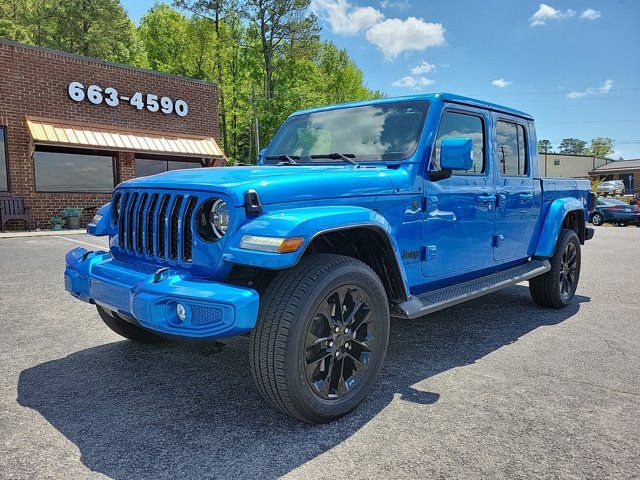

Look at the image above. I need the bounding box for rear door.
[422,106,496,279]
[493,117,537,262]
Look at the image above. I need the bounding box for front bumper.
[64,247,259,339]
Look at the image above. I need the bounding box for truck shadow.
[17,285,589,480]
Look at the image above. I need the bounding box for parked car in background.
[590,198,640,226]
[596,180,625,196]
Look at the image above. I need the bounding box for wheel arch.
[534,198,586,258]
[302,225,409,302]
[222,206,410,302]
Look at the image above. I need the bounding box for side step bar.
[393,259,551,319]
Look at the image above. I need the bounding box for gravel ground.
[0,228,638,479]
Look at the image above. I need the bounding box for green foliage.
[537,139,552,154]
[61,208,82,218]
[0,19,33,43]
[585,137,614,157]
[1,0,384,163]
[558,138,587,155]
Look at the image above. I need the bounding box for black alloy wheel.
[304,285,377,400]
[559,242,578,301]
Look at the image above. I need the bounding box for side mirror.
[257,148,267,165]
[440,137,474,171]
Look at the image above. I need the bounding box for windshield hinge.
[244,189,263,216]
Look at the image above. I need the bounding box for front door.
[493,118,536,262]
[422,107,496,280]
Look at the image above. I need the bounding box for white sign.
[67,81,189,117]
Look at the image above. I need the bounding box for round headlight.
[196,198,231,242]
[210,199,229,238]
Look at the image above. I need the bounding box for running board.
[393,259,551,319]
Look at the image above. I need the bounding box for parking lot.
[0,227,638,479]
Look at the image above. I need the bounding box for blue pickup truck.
[65,93,594,423]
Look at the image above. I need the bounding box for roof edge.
[0,39,218,88]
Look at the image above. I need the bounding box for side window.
[496,120,528,176]
[433,111,485,175]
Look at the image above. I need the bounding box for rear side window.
[433,111,485,175]
[496,121,528,176]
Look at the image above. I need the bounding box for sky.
[122,0,640,159]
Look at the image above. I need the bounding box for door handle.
[476,194,495,205]
[518,193,534,202]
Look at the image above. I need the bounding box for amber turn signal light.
[278,237,304,253]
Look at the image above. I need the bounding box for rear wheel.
[97,305,165,343]
[249,254,390,423]
[529,229,581,308]
[591,212,603,226]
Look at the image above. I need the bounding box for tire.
[529,229,581,309]
[591,212,603,226]
[96,305,165,343]
[249,254,390,424]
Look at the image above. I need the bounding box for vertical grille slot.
[157,194,170,258]
[135,193,148,254]
[169,195,184,260]
[146,193,159,255]
[182,197,198,262]
[118,192,129,248]
[126,192,138,251]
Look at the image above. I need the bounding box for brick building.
[0,40,223,229]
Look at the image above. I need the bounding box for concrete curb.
[0,229,86,239]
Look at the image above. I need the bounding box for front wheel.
[97,305,165,343]
[529,229,581,308]
[249,254,390,423]
[591,212,603,226]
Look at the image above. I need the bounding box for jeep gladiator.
[65,93,595,423]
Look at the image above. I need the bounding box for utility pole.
[251,87,260,161]
[544,144,548,177]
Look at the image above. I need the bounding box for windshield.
[265,100,429,163]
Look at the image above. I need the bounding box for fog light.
[176,303,187,322]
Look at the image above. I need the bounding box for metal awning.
[25,116,223,158]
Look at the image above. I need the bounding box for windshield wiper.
[310,153,359,167]
[265,154,300,165]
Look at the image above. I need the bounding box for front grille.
[115,190,198,264]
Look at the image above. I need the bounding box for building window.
[554,159,560,166]
[496,121,528,176]
[433,111,485,175]
[135,156,204,177]
[34,149,116,192]
[0,127,8,191]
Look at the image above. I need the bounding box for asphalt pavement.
[0,227,638,479]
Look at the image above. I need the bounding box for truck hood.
[118,165,402,206]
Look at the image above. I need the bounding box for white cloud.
[411,60,436,75]
[492,78,511,88]
[392,76,434,89]
[567,79,613,99]
[380,0,411,9]
[580,8,601,20]
[365,17,445,59]
[311,0,384,35]
[529,3,576,26]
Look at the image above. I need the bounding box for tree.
[0,19,32,43]
[242,0,319,100]
[585,137,614,158]
[139,4,189,74]
[537,139,552,154]
[559,138,587,155]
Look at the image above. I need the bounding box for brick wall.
[0,40,219,229]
